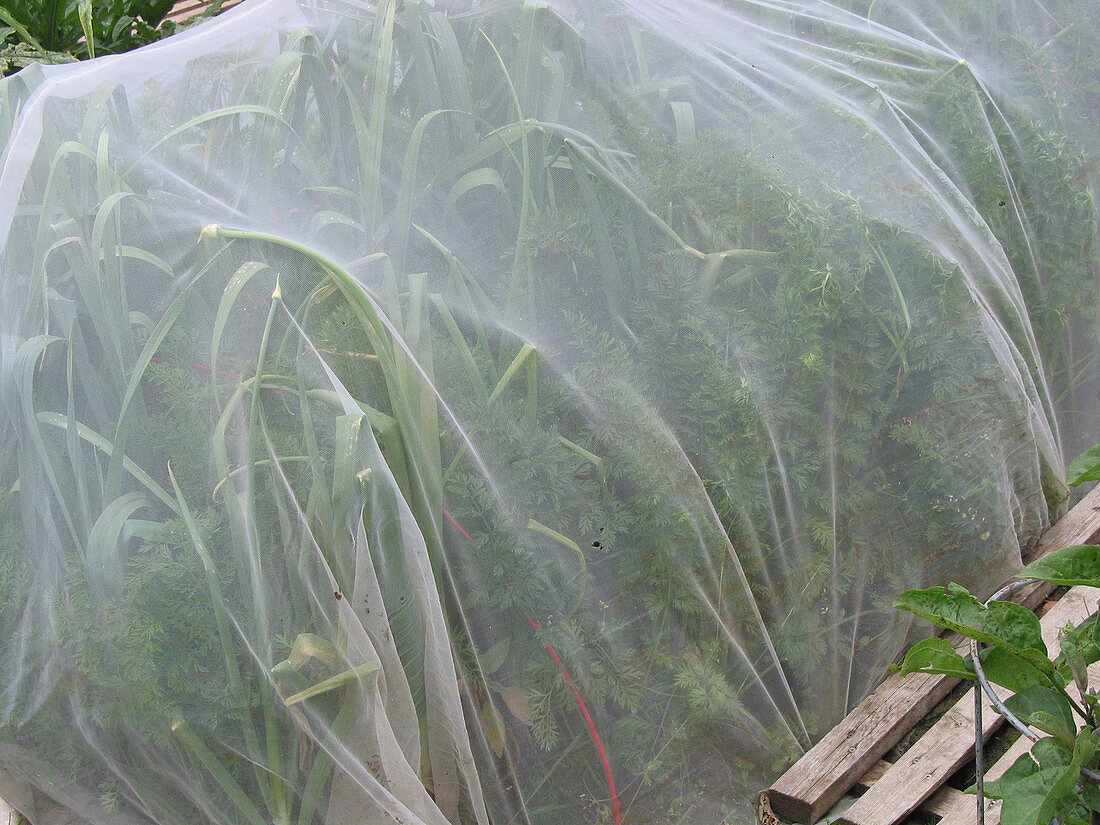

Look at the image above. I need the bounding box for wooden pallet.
[760,484,1100,825]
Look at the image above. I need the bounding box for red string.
[443,508,622,825]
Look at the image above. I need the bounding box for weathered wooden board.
[761,484,1100,824]
[762,589,1029,824]
[835,679,1006,825]
[836,585,1100,825]
[764,667,963,823]
[165,0,241,23]
[855,760,972,818]
[165,0,206,21]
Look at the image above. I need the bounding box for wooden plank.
[855,761,972,818]
[923,777,979,819]
[835,680,1005,825]
[761,484,1100,824]
[764,668,962,823]
[835,586,1100,825]
[165,0,241,23]
[165,0,205,22]
[935,706,1039,825]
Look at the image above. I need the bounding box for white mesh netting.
[1,1,1098,822]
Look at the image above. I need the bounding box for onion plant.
[0,1,1096,824]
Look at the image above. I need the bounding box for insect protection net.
[0,0,1097,823]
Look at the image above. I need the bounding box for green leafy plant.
[0,0,218,75]
[893,446,1100,825]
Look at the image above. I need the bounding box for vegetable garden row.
[1,1,1098,823]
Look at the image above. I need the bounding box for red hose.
[528,616,622,825]
[443,509,622,825]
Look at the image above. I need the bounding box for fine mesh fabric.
[0,1,1098,823]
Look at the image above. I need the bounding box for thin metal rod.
[973,580,1045,740]
[971,634,1040,742]
[975,680,985,825]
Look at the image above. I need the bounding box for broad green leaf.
[895,584,994,639]
[480,638,510,675]
[1005,686,1077,746]
[1067,443,1100,486]
[1059,633,1095,698]
[890,637,975,679]
[1023,545,1100,588]
[1076,729,1100,814]
[1082,781,1100,812]
[1029,712,1079,748]
[896,585,1048,661]
[986,600,1047,658]
[981,646,1055,693]
[996,732,1097,825]
[982,747,1044,800]
[994,739,1071,825]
